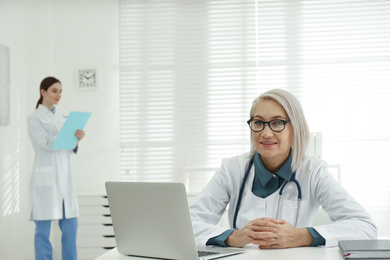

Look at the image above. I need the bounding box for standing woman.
[27,77,85,260]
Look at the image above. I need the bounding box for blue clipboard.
[52,111,92,149]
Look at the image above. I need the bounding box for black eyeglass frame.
[246,118,291,133]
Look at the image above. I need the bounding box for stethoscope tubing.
[233,159,253,229]
[233,159,302,229]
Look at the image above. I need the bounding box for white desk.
[94,246,343,260]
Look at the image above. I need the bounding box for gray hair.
[248,89,309,172]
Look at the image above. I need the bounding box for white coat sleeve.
[190,164,233,246]
[312,164,377,247]
[27,114,57,150]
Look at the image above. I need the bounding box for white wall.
[0,0,119,259]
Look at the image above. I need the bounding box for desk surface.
[95,246,343,260]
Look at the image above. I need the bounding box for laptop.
[105,181,244,260]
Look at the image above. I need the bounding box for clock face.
[78,69,96,88]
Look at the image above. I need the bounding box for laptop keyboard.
[198,250,219,257]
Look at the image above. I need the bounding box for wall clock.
[77,68,97,89]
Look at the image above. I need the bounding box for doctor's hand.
[255,219,314,249]
[225,217,281,248]
[74,129,86,141]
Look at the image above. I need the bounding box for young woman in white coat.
[190,88,377,249]
[27,77,85,260]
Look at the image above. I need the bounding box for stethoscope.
[232,159,302,229]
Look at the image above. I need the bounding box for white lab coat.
[190,153,377,247]
[27,105,79,220]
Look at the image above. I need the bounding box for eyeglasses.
[247,118,290,133]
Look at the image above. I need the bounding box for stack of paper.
[338,240,390,259]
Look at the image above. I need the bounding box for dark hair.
[35,76,62,109]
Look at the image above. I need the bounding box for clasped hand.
[225,217,313,249]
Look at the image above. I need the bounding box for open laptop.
[105,181,244,260]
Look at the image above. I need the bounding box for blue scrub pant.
[34,203,78,260]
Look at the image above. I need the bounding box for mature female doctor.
[27,77,85,260]
[190,89,377,249]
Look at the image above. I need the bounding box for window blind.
[119,0,258,194]
[119,0,390,212]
